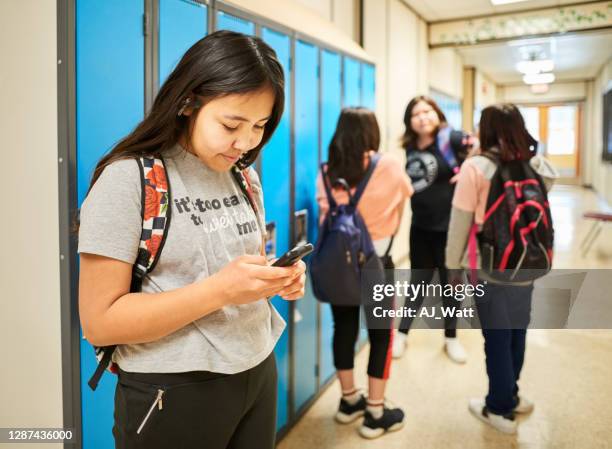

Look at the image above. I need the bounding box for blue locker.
[216,10,255,34]
[159,0,208,86]
[76,1,145,448]
[293,39,320,413]
[343,56,361,108]
[261,27,291,431]
[319,49,342,386]
[361,63,376,111]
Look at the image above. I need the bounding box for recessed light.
[523,73,555,85]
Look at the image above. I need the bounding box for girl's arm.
[445,160,480,269]
[79,253,302,347]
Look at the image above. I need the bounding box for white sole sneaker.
[335,409,365,424]
[392,331,407,359]
[445,337,467,364]
[514,396,535,414]
[468,398,517,434]
[358,421,404,439]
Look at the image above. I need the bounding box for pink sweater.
[316,152,414,241]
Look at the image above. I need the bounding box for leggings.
[398,225,458,337]
[331,305,394,379]
[113,353,277,449]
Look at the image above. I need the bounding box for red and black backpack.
[87,155,258,391]
[477,156,554,283]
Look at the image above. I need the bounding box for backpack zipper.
[136,388,165,435]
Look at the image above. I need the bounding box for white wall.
[500,81,587,104]
[293,0,360,42]
[0,0,63,444]
[474,70,498,110]
[363,0,429,263]
[429,48,464,100]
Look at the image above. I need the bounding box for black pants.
[398,225,458,337]
[113,353,277,449]
[476,282,533,415]
[331,305,393,379]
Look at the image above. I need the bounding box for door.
[159,0,208,86]
[76,1,145,448]
[261,26,292,431]
[293,39,320,414]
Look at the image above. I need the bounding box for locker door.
[76,1,145,448]
[216,10,255,35]
[261,27,291,431]
[159,0,208,86]
[319,49,342,387]
[361,63,376,111]
[293,39,319,414]
[343,56,361,108]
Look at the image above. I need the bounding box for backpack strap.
[88,155,171,391]
[350,152,381,207]
[231,166,258,215]
[320,163,338,209]
[383,235,395,258]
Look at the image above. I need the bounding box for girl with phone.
[78,31,306,449]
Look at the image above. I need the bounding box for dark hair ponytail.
[327,107,380,187]
[87,30,285,192]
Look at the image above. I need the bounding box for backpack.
[310,154,386,306]
[87,155,259,391]
[477,156,554,283]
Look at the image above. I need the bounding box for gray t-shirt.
[78,144,286,374]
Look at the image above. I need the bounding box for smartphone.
[272,243,314,267]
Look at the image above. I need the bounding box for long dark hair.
[400,95,447,150]
[87,30,285,191]
[479,104,537,161]
[327,107,380,187]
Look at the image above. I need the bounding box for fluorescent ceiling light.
[491,0,531,5]
[516,59,554,75]
[523,73,555,85]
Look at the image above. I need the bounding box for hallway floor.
[278,185,612,449]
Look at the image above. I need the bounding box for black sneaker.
[335,394,367,424]
[359,405,405,439]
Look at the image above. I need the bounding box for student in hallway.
[78,31,306,449]
[446,103,557,434]
[395,95,473,362]
[316,107,414,439]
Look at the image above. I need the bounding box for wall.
[500,81,587,104]
[363,0,429,263]
[0,0,63,446]
[293,0,360,42]
[474,70,498,110]
[429,48,464,100]
[585,57,612,205]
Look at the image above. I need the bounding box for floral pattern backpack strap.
[133,155,172,289]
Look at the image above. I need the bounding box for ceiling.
[403,0,597,22]
[455,30,612,84]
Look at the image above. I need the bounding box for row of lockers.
[74,0,375,447]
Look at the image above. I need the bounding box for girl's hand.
[209,255,299,306]
[275,260,307,301]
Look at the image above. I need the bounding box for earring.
[177,98,192,116]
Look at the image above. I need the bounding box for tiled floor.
[278,185,612,449]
